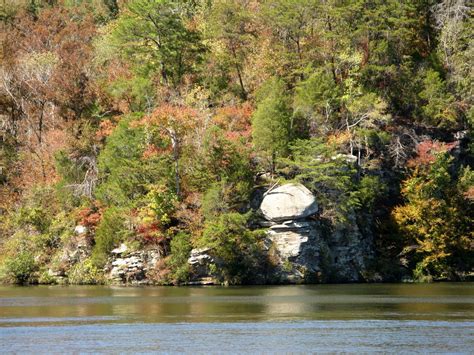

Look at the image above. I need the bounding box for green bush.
[167,232,193,284]
[14,186,59,234]
[96,114,172,208]
[354,175,387,212]
[201,181,231,220]
[68,258,104,284]
[91,207,131,267]
[197,212,266,284]
[2,252,37,284]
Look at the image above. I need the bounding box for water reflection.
[0,283,473,324]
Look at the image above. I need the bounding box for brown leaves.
[3,6,96,123]
[1,6,97,194]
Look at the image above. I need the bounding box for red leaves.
[77,202,104,232]
[6,7,96,120]
[147,104,199,129]
[95,119,117,140]
[136,222,167,245]
[409,140,457,168]
[213,103,253,138]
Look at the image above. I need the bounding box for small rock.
[111,243,128,255]
[111,258,127,267]
[74,225,87,235]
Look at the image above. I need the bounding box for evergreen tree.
[252,77,292,173]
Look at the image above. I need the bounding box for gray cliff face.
[187,183,374,284]
[260,183,373,283]
[105,244,162,285]
[265,220,322,283]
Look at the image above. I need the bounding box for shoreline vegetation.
[0,0,472,286]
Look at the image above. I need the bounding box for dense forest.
[0,0,472,285]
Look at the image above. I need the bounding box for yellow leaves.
[327,131,352,146]
[393,152,472,280]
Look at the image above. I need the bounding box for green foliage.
[191,126,254,196]
[55,150,86,187]
[14,186,59,234]
[252,77,292,169]
[167,232,192,283]
[204,0,255,99]
[192,126,254,216]
[140,184,177,226]
[279,138,359,223]
[202,126,254,186]
[1,252,36,284]
[201,181,231,220]
[353,175,387,213]
[68,258,104,284]
[199,128,254,217]
[197,212,266,284]
[111,0,205,86]
[92,207,131,267]
[419,69,458,127]
[259,0,320,81]
[294,68,341,134]
[96,115,172,207]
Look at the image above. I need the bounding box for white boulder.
[260,183,318,221]
[74,225,87,235]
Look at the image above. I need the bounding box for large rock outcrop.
[260,183,318,221]
[266,221,322,283]
[105,245,162,285]
[187,248,217,285]
[260,183,372,283]
[187,182,375,284]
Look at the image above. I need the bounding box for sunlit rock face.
[260,183,318,222]
[259,183,372,284]
[106,249,161,285]
[266,221,322,283]
[186,183,375,285]
[187,248,216,285]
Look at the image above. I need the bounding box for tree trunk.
[169,129,180,197]
[231,46,247,100]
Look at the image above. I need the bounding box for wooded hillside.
[0,0,472,284]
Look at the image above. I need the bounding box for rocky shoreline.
[47,183,376,286]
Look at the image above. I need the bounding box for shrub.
[2,252,37,284]
[68,258,104,284]
[197,212,266,284]
[14,186,59,234]
[201,181,231,220]
[393,153,473,280]
[91,207,131,267]
[167,232,193,284]
[96,114,172,208]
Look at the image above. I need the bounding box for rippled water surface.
[1,283,473,353]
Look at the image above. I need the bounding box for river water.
[0,283,473,353]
